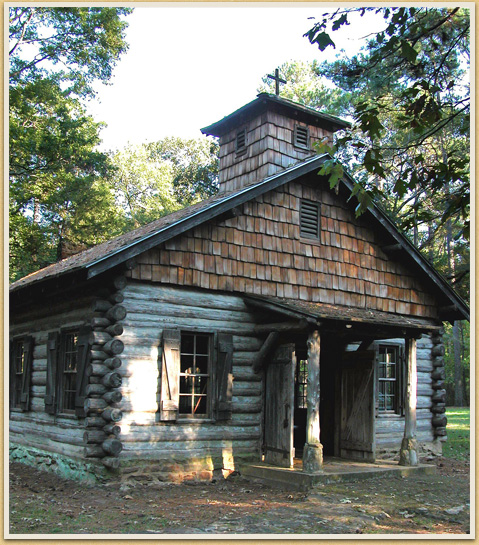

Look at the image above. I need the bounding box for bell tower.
[201,92,349,193]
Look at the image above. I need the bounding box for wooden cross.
[267,68,286,96]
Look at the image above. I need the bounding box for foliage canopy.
[305,7,470,240]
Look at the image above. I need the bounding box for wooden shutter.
[159,329,180,421]
[19,336,34,411]
[45,332,59,414]
[75,327,91,417]
[216,333,233,421]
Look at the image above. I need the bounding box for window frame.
[158,328,233,424]
[57,328,81,416]
[376,342,404,416]
[295,358,308,410]
[178,331,214,420]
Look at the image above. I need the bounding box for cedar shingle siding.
[130,179,438,319]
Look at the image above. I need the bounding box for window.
[235,128,247,154]
[13,340,25,408]
[59,331,79,414]
[10,336,34,411]
[294,125,310,150]
[295,359,308,409]
[45,327,90,417]
[377,344,403,414]
[159,329,233,422]
[300,199,321,240]
[179,333,211,417]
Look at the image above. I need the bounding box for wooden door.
[264,345,295,468]
[339,350,376,462]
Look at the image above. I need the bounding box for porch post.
[399,337,419,466]
[303,329,323,473]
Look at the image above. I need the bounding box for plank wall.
[9,302,94,459]
[129,179,439,319]
[218,110,332,192]
[117,283,265,461]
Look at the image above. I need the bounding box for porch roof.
[244,294,443,333]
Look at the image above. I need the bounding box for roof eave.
[201,93,350,137]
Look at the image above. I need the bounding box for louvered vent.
[300,199,320,240]
[294,125,310,150]
[236,129,247,153]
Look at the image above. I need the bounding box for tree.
[108,144,181,229]
[305,7,470,240]
[9,7,132,281]
[294,10,470,405]
[9,7,131,97]
[257,60,352,118]
[149,137,219,206]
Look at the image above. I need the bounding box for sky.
[86,4,381,152]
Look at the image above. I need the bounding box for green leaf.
[311,32,336,51]
[400,40,418,63]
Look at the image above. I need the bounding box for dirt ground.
[9,457,470,536]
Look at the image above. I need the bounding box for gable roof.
[10,153,469,322]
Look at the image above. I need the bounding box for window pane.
[195,355,208,375]
[180,375,193,394]
[193,396,207,415]
[179,395,191,414]
[182,334,195,355]
[386,363,396,379]
[181,354,194,374]
[385,382,395,395]
[195,335,209,356]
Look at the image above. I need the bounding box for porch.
[241,457,436,492]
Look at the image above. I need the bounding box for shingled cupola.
[201,92,350,193]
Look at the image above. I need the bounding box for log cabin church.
[9,91,469,484]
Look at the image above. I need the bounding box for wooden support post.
[303,329,323,473]
[399,337,419,466]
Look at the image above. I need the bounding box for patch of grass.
[442,407,470,461]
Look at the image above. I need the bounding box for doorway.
[293,342,337,458]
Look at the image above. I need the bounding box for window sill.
[177,418,213,424]
[56,413,78,420]
[377,413,403,419]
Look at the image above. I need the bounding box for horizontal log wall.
[9,303,93,457]
[218,110,331,192]
[375,335,434,447]
[117,283,266,461]
[130,179,438,319]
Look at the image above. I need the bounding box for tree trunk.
[453,321,463,406]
